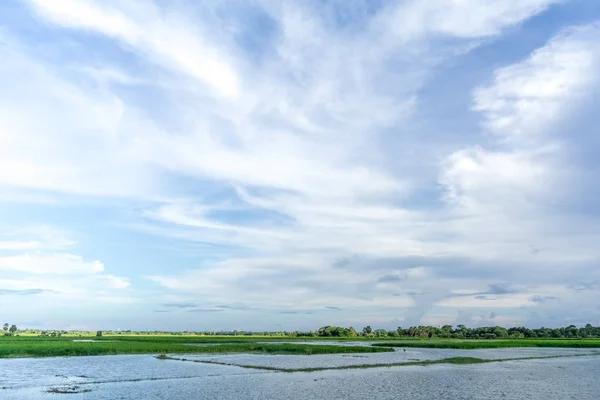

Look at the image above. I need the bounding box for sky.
[1,0,600,332]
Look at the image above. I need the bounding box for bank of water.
[1,348,599,399]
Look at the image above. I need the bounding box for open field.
[3,335,600,358]
[0,337,393,358]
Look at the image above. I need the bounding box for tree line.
[179,324,600,339]
[2,323,18,336]
[5,323,600,339]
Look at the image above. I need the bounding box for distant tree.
[317,326,357,337]
[9,324,17,334]
[2,323,8,334]
[455,324,467,338]
[374,329,387,337]
[439,325,453,338]
[362,326,372,336]
[96,330,103,337]
[493,326,508,338]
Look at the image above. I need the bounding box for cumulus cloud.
[473,23,600,143]
[440,23,600,261]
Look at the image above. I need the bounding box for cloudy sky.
[1,0,600,331]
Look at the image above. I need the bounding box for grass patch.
[372,339,600,349]
[0,337,393,358]
[3,335,598,358]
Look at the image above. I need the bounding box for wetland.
[2,336,600,399]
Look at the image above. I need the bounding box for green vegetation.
[3,334,600,359]
[6,322,600,340]
[372,339,600,349]
[311,324,600,339]
[2,323,18,337]
[0,336,393,358]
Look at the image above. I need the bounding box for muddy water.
[1,349,599,399]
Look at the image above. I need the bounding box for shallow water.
[1,349,599,399]
[180,346,597,369]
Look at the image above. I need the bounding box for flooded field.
[1,347,599,399]
[180,346,598,370]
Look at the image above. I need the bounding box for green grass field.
[0,337,393,358]
[3,335,600,358]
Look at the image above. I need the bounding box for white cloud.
[7,0,563,206]
[3,0,599,327]
[0,229,131,307]
[24,0,240,98]
[0,253,104,275]
[96,275,131,289]
[0,226,75,251]
[143,15,600,316]
[473,23,600,144]
[0,34,157,198]
[438,293,537,308]
[0,241,41,251]
[438,22,600,264]
[381,0,562,39]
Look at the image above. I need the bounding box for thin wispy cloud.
[0,0,599,330]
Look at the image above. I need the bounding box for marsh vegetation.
[0,337,393,358]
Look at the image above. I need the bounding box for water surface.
[1,349,598,399]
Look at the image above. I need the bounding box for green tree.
[493,326,508,338]
[2,323,8,334]
[456,324,467,338]
[96,330,103,337]
[9,324,17,334]
[582,323,593,338]
[362,326,372,336]
[374,328,387,337]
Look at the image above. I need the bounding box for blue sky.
[1,0,600,331]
